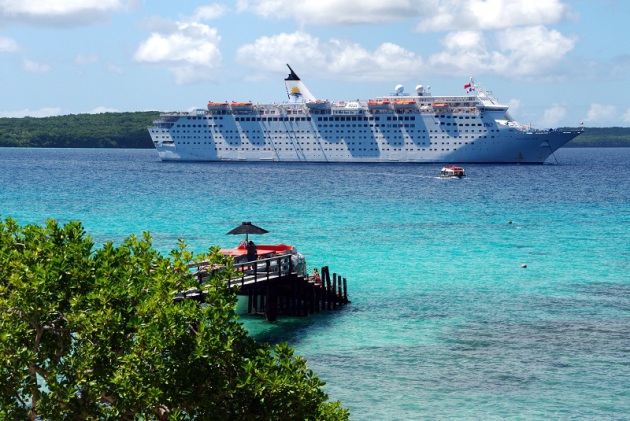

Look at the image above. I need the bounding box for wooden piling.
[190,256,350,320]
[332,273,338,309]
[266,280,277,321]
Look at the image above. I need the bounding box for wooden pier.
[177,253,350,321]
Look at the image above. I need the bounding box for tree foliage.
[0,112,159,148]
[0,218,349,420]
[564,127,630,147]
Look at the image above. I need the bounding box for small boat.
[367,99,391,109]
[207,101,229,110]
[393,100,417,109]
[230,101,254,111]
[305,99,331,110]
[440,165,466,178]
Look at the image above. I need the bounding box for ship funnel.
[285,64,316,103]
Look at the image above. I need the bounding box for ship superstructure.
[149,65,581,163]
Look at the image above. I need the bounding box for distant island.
[1,112,629,148]
[0,112,159,149]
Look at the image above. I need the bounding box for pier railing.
[182,253,349,321]
[229,253,296,289]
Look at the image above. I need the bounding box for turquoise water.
[1,147,629,419]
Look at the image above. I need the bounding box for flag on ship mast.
[464,77,475,93]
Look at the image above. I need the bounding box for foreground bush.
[0,218,349,420]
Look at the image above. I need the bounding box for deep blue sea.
[1,147,629,420]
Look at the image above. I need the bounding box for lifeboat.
[367,99,392,110]
[207,101,229,111]
[433,102,450,108]
[305,100,331,110]
[393,100,417,110]
[230,101,254,111]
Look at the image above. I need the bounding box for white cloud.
[507,98,520,116]
[237,0,418,25]
[237,0,571,29]
[134,22,222,84]
[0,107,62,118]
[428,26,575,76]
[138,16,179,33]
[235,0,576,79]
[0,0,125,26]
[23,58,51,73]
[415,0,570,32]
[90,106,119,114]
[237,31,423,81]
[193,4,229,21]
[498,26,575,76]
[0,36,20,52]
[585,103,617,124]
[540,104,567,128]
[75,53,99,65]
[429,31,504,75]
[236,32,324,72]
[623,108,630,123]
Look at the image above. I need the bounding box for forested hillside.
[0,112,159,148]
[0,112,629,148]
[565,127,630,147]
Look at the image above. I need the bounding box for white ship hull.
[149,66,582,164]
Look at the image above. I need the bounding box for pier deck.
[176,253,349,321]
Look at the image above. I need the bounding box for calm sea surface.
[1,147,629,419]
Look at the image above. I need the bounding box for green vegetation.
[1,112,630,148]
[0,218,350,420]
[565,127,630,147]
[0,112,159,148]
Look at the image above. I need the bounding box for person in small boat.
[246,240,257,262]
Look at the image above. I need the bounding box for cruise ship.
[149,65,582,163]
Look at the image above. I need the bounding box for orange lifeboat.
[207,101,229,110]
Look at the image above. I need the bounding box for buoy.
[521,264,527,268]
[508,220,513,224]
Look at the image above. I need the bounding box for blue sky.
[1,0,629,128]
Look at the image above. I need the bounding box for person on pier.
[246,240,257,262]
[311,268,321,284]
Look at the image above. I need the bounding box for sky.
[1,0,629,128]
